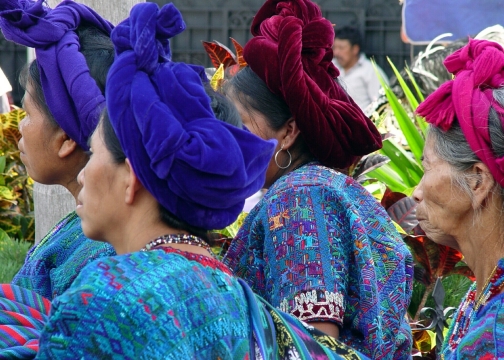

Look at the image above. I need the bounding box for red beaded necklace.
[446,264,504,352]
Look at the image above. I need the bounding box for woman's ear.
[56,131,78,159]
[470,162,496,209]
[280,117,302,149]
[124,158,143,205]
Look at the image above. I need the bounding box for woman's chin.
[423,230,458,250]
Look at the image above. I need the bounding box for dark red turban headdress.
[244,0,382,168]
[417,39,504,186]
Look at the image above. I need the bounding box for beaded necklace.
[140,233,212,253]
[446,264,504,351]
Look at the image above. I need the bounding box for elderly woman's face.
[413,136,473,249]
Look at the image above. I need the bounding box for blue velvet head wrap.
[0,0,113,150]
[107,2,276,230]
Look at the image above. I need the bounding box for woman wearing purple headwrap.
[0,0,117,301]
[222,0,413,358]
[34,3,370,359]
[0,1,117,356]
[414,39,504,359]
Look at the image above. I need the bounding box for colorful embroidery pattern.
[11,211,116,300]
[224,164,414,359]
[1,247,368,359]
[37,248,252,359]
[441,258,504,359]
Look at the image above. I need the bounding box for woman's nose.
[18,117,26,135]
[77,167,84,186]
[412,178,423,203]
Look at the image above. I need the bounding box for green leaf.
[0,156,6,174]
[391,220,407,236]
[381,138,423,185]
[373,59,425,163]
[387,58,419,111]
[402,186,417,197]
[362,181,386,197]
[405,67,425,102]
[213,212,249,238]
[367,164,409,193]
[0,185,15,200]
[405,67,428,136]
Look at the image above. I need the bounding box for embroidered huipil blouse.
[224,164,414,359]
[12,211,115,299]
[440,258,504,359]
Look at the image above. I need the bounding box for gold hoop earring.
[274,146,292,169]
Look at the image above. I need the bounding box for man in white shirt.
[332,26,389,112]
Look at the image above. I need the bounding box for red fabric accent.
[0,325,27,345]
[28,305,48,321]
[417,39,504,186]
[42,297,51,315]
[81,293,93,305]
[25,339,40,351]
[2,284,14,301]
[3,311,36,328]
[243,0,382,168]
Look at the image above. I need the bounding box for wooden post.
[34,0,144,242]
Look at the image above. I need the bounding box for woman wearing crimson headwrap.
[32,3,371,358]
[222,0,414,358]
[413,39,504,358]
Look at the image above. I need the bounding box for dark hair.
[225,67,291,130]
[335,26,363,50]
[225,66,313,167]
[100,84,244,240]
[20,25,114,127]
[204,82,242,127]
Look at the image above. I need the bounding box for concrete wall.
[34,0,145,242]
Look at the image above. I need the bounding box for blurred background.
[0,0,414,106]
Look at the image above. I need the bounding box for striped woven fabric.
[0,284,51,359]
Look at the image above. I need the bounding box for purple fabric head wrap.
[417,39,504,186]
[107,2,276,230]
[0,0,113,150]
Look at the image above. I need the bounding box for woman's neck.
[111,218,211,257]
[267,157,315,189]
[459,217,504,296]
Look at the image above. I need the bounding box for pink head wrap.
[417,39,504,185]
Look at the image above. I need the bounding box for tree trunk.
[34,0,145,242]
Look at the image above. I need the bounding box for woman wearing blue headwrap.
[0,0,117,301]
[32,3,370,359]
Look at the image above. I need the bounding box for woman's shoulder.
[270,164,346,190]
[453,292,504,358]
[41,249,250,358]
[267,164,370,200]
[73,249,231,289]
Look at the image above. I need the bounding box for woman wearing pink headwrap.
[414,39,504,358]
[222,0,414,358]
